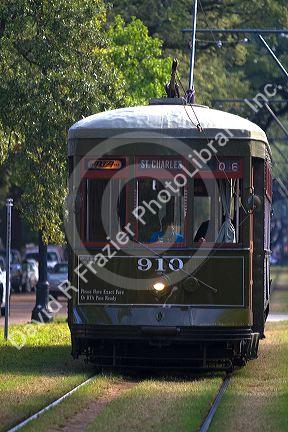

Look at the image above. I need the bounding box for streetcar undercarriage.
[71,326,260,371]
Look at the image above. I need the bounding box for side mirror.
[246,193,262,213]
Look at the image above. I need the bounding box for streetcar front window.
[81,156,243,247]
[136,178,186,245]
[193,178,241,244]
[84,178,126,243]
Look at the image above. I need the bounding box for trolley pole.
[4,198,13,340]
[186,0,198,103]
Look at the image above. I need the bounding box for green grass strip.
[86,377,223,432]
[0,323,95,432]
[210,322,288,432]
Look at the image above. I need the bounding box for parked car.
[21,259,38,293]
[25,246,63,270]
[0,249,22,292]
[0,256,7,316]
[48,262,68,299]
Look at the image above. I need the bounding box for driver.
[194,220,210,243]
[149,216,184,243]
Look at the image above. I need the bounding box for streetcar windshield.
[193,178,241,244]
[81,156,243,247]
[136,178,186,245]
[84,178,126,243]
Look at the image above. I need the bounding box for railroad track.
[7,373,231,432]
[6,375,138,432]
[199,374,231,432]
[6,375,98,432]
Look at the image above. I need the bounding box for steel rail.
[199,374,231,432]
[6,375,97,432]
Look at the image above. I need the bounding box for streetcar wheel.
[233,356,247,367]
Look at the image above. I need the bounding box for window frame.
[190,157,244,248]
[190,176,244,248]
[134,156,189,248]
[79,155,245,249]
[80,157,129,247]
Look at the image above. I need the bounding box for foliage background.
[0,0,288,244]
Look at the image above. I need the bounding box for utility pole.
[4,198,13,340]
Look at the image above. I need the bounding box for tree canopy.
[109,0,288,183]
[106,15,170,106]
[109,0,288,111]
[1,0,288,245]
[0,0,170,243]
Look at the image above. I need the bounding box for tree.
[0,2,172,319]
[109,0,288,182]
[106,15,171,106]
[109,0,288,107]
[108,0,242,50]
[0,0,124,244]
[0,2,172,245]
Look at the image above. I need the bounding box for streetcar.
[67,97,272,370]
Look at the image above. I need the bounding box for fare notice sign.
[77,256,126,304]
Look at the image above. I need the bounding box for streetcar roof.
[68,104,268,144]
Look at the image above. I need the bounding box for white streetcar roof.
[68,103,268,144]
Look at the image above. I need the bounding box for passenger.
[149,217,184,243]
[194,220,210,243]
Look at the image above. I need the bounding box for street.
[0,293,67,326]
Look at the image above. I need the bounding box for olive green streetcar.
[67,100,271,370]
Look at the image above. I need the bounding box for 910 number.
[137,258,184,272]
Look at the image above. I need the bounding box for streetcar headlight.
[153,281,166,292]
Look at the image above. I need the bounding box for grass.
[270,266,288,312]
[270,290,288,313]
[86,377,223,432]
[21,376,117,432]
[2,268,288,432]
[0,322,97,432]
[0,321,224,432]
[271,266,288,288]
[210,322,288,432]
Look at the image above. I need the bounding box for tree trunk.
[31,231,53,322]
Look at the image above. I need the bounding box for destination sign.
[87,159,123,170]
[213,160,240,173]
[138,159,182,170]
[199,158,242,175]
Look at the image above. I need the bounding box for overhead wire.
[198,0,218,46]
[180,0,288,228]
[196,38,249,46]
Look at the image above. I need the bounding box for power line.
[182,29,288,35]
